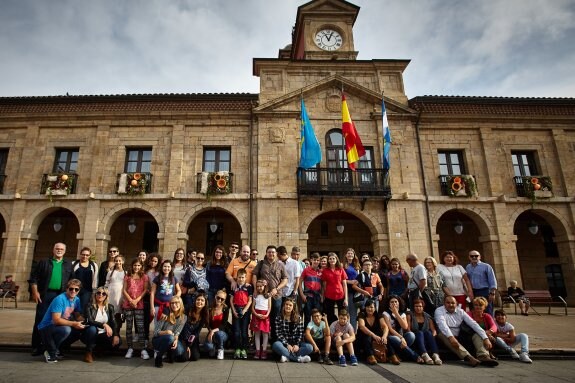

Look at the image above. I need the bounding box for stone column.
[478,234,520,290]
[554,234,575,305]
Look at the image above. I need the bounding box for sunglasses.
[109,250,119,253]
[81,253,91,256]
[216,297,225,301]
[68,287,80,292]
[95,291,107,296]
[196,257,204,260]
[470,255,479,258]
[251,252,258,255]
[231,246,239,249]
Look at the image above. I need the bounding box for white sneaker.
[509,348,520,359]
[140,350,150,360]
[519,352,532,363]
[125,348,134,359]
[280,355,289,363]
[217,349,224,360]
[298,355,311,363]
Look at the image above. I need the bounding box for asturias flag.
[382,98,392,170]
[341,94,365,170]
[299,99,322,169]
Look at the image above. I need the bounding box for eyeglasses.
[109,250,119,253]
[251,252,258,256]
[68,287,80,292]
[230,246,239,249]
[216,297,225,301]
[95,291,107,296]
[196,257,204,260]
[81,253,90,256]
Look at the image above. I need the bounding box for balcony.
[40,173,78,196]
[439,175,477,197]
[0,174,5,194]
[116,172,153,195]
[297,168,391,200]
[197,172,234,195]
[514,176,553,199]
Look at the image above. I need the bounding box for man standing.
[299,252,322,326]
[252,245,288,336]
[466,250,497,315]
[28,242,73,356]
[250,248,259,262]
[290,246,306,274]
[277,246,302,301]
[226,245,257,291]
[227,242,240,262]
[405,253,427,311]
[435,295,498,367]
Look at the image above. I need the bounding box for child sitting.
[304,309,333,365]
[329,309,358,367]
[493,309,532,363]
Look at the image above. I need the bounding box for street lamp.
[336,221,345,234]
[209,216,218,234]
[528,220,539,235]
[453,220,463,235]
[53,218,62,233]
[128,219,137,234]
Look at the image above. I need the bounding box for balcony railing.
[196,172,234,195]
[439,175,477,197]
[514,175,552,198]
[116,172,153,195]
[297,167,391,197]
[0,174,5,194]
[40,173,78,195]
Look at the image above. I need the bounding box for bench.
[524,290,567,315]
[498,290,518,315]
[0,285,19,309]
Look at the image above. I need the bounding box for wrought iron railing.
[196,172,234,194]
[297,167,390,197]
[40,173,78,195]
[116,172,153,195]
[513,176,552,198]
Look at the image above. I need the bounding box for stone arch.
[27,204,82,234]
[431,205,492,236]
[508,205,570,238]
[182,203,247,235]
[0,205,10,224]
[300,207,379,235]
[100,202,165,234]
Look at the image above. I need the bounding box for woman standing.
[152,296,187,368]
[341,248,360,329]
[437,251,473,309]
[150,260,181,325]
[182,292,209,361]
[357,299,388,365]
[105,255,126,330]
[82,287,120,363]
[386,258,408,298]
[206,245,228,307]
[423,256,449,314]
[143,253,161,347]
[122,258,149,360]
[72,247,98,311]
[321,252,348,325]
[204,289,230,360]
[182,252,209,313]
[172,248,188,290]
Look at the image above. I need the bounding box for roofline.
[0,93,259,104]
[409,95,575,105]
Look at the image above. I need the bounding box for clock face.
[314,29,343,51]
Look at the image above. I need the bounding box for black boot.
[154,354,163,368]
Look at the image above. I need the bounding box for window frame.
[511,151,538,177]
[203,147,231,173]
[124,147,152,173]
[438,150,466,175]
[53,148,79,174]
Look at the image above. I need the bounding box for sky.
[1,0,574,99]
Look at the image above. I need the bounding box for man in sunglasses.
[37,279,86,363]
[465,250,497,315]
[28,242,73,356]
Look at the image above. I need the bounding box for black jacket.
[28,257,73,297]
[84,303,120,337]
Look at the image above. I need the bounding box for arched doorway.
[34,208,80,265]
[514,210,566,297]
[436,210,484,265]
[306,211,373,256]
[0,213,5,261]
[110,209,159,258]
[187,208,242,258]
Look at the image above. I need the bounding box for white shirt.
[282,257,302,297]
[434,305,487,339]
[408,263,427,290]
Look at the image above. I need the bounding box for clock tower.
[282,0,360,60]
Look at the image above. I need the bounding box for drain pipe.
[249,102,255,247]
[414,106,435,257]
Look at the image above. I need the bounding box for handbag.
[372,340,387,363]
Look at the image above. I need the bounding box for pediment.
[298,0,360,16]
[254,74,416,116]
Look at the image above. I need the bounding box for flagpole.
[341,86,345,170]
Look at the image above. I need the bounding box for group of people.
[28,242,533,368]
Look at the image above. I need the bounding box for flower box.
[117,173,150,195]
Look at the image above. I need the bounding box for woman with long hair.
[182,292,209,361]
[357,299,388,365]
[423,256,449,314]
[341,248,360,329]
[81,286,120,363]
[321,252,348,325]
[386,258,408,298]
[172,248,188,291]
[381,295,421,364]
[152,296,187,368]
[150,260,181,326]
[105,255,126,332]
[408,298,442,365]
[204,289,230,360]
[143,253,161,348]
[272,298,313,363]
[122,258,149,360]
[206,245,228,307]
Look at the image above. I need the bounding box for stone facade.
[0,0,574,303]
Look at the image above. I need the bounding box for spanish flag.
[342,94,365,170]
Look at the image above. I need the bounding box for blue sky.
[1,0,574,98]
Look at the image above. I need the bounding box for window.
[326,130,347,169]
[0,149,8,194]
[438,151,465,175]
[203,148,230,172]
[358,147,375,184]
[54,148,79,173]
[512,152,537,177]
[125,148,152,173]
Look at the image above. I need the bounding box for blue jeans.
[302,294,322,327]
[32,290,60,350]
[232,308,251,349]
[204,330,228,355]
[272,341,313,362]
[387,334,419,361]
[81,325,121,352]
[412,330,439,355]
[152,334,186,360]
[39,325,82,359]
[347,296,358,330]
[495,333,529,353]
